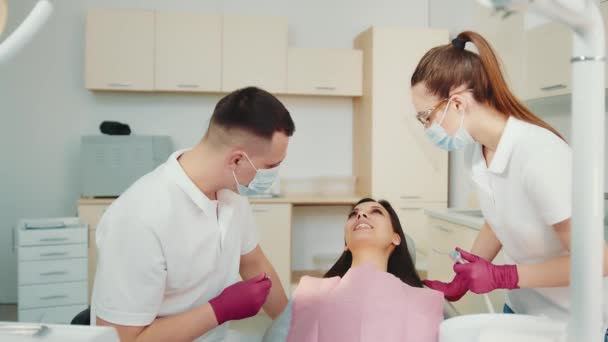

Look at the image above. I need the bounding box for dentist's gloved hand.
[424,272,469,301]
[209,273,272,325]
[453,247,519,294]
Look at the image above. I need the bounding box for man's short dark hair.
[209,87,295,139]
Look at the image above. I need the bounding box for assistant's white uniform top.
[467,117,607,324]
[91,150,259,342]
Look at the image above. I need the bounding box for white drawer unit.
[16,218,88,324]
[19,259,88,285]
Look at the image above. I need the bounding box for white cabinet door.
[155,12,222,92]
[222,15,288,93]
[86,9,154,91]
[525,22,572,99]
[287,48,362,96]
[251,204,292,290]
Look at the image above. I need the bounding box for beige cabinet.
[251,204,292,291]
[392,201,445,264]
[77,201,110,298]
[354,27,449,203]
[155,12,222,92]
[428,217,504,314]
[473,4,526,98]
[222,15,288,93]
[525,22,572,100]
[86,9,154,91]
[287,48,363,96]
[353,27,449,267]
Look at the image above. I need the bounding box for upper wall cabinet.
[86,9,155,91]
[222,15,288,93]
[155,12,222,92]
[524,22,572,100]
[85,10,362,97]
[287,48,363,96]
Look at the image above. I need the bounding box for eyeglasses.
[415,98,448,126]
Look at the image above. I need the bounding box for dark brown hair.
[324,198,423,288]
[411,31,564,141]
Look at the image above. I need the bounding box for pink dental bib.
[287,263,443,342]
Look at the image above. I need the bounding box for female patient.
[263,198,443,342]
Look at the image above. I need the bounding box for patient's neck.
[351,249,389,272]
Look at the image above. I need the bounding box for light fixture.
[0,0,53,64]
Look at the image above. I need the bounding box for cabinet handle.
[253,209,269,213]
[107,83,131,88]
[431,247,449,255]
[400,195,421,200]
[39,237,68,242]
[39,295,68,301]
[399,207,421,211]
[177,84,200,89]
[315,86,336,91]
[434,225,453,233]
[40,271,68,277]
[540,84,567,91]
[40,252,68,257]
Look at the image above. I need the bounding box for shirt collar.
[485,116,524,174]
[165,149,217,217]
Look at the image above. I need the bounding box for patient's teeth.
[355,223,372,231]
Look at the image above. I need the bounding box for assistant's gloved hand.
[453,247,519,294]
[209,273,272,325]
[424,272,469,301]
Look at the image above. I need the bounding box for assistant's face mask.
[232,152,279,196]
[425,98,475,151]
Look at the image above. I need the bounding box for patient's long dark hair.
[324,198,423,288]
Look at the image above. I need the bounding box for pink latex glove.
[453,247,519,294]
[423,272,469,302]
[209,273,272,325]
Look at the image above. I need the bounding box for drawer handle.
[107,83,131,88]
[177,84,200,89]
[431,248,450,255]
[315,86,336,91]
[435,225,453,233]
[39,295,68,301]
[400,207,421,211]
[40,252,68,257]
[253,209,269,213]
[400,195,421,199]
[39,237,69,242]
[40,271,68,277]
[540,84,567,91]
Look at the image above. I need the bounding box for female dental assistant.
[411,31,608,327]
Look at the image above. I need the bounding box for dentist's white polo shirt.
[91,150,259,342]
[467,116,607,325]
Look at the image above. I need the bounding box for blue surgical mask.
[232,153,279,196]
[425,99,475,151]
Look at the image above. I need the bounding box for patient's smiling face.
[344,201,400,252]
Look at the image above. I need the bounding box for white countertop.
[425,208,485,230]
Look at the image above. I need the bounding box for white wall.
[0,0,429,303]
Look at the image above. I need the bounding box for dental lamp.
[0,0,53,64]
[442,1,604,341]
